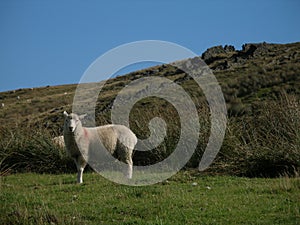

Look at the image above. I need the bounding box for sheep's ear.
[79,114,87,120]
[63,111,69,117]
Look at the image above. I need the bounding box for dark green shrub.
[217,93,300,177]
[0,126,74,174]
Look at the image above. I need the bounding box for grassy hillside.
[0,42,299,176]
[0,42,299,128]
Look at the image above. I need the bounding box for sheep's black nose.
[69,127,73,132]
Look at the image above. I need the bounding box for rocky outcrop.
[201,42,299,71]
[201,45,235,63]
[201,42,276,64]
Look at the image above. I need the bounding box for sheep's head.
[63,111,87,132]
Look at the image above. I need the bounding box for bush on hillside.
[215,93,300,177]
[0,126,74,175]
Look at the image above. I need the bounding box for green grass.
[1,172,299,224]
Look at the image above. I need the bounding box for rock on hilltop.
[201,42,299,71]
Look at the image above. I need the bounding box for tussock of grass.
[214,93,300,177]
[0,127,74,175]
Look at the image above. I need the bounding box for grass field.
[1,172,299,224]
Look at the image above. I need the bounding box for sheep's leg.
[74,156,86,184]
[117,143,133,179]
[127,163,133,179]
[77,167,84,184]
[126,158,133,179]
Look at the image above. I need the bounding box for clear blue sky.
[0,0,299,92]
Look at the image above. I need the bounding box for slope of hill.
[0,42,299,128]
[0,42,299,176]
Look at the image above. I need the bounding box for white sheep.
[63,111,137,183]
[52,135,65,148]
